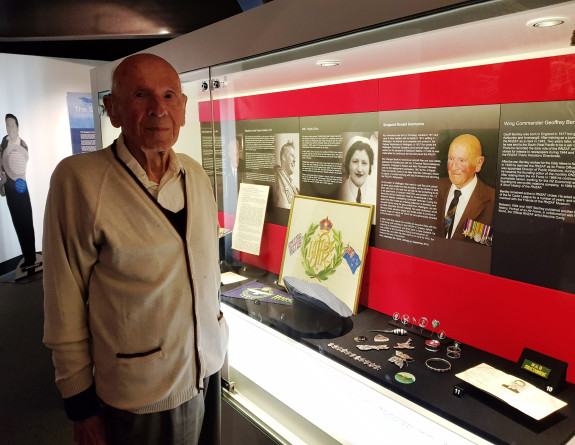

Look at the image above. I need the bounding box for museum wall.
[0,54,102,265]
[207,53,575,383]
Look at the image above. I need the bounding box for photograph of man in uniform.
[436,133,495,242]
[273,140,299,209]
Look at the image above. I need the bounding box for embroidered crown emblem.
[319,217,333,232]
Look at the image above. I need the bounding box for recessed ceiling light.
[316,60,342,67]
[526,17,568,28]
[158,29,171,35]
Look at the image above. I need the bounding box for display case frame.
[90,0,575,442]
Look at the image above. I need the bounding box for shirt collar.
[347,179,367,195]
[449,174,477,200]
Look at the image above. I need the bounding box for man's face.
[105,55,187,154]
[6,118,18,140]
[348,149,370,188]
[282,146,296,176]
[447,141,483,189]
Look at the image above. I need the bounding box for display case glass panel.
[209,0,575,295]
[203,2,575,442]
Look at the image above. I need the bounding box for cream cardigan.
[43,140,228,413]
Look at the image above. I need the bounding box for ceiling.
[211,1,575,98]
[0,0,270,61]
[0,0,572,66]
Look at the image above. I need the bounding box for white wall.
[0,53,104,264]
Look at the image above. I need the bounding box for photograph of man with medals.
[436,133,495,246]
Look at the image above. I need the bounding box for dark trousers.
[4,178,36,264]
[103,372,221,445]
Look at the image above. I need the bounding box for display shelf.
[222,276,575,445]
[223,299,488,445]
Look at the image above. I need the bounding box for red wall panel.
[199,79,379,122]
[378,55,575,110]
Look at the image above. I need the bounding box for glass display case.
[92,0,575,442]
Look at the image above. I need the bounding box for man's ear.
[181,93,188,127]
[102,94,122,128]
[475,156,485,173]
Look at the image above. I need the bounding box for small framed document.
[279,195,373,314]
[231,183,270,255]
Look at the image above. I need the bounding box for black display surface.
[221,273,575,445]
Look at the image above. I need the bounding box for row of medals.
[463,220,493,246]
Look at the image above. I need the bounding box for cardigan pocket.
[116,347,164,364]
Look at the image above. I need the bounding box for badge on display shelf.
[374,334,389,342]
[418,316,428,333]
[394,338,414,349]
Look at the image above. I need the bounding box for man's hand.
[73,414,108,445]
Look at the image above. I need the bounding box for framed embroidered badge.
[279,195,373,314]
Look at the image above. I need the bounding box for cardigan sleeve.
[42,156,102,415]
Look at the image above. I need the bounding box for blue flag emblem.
[344,244,361,274]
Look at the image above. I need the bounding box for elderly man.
[273,140,299,209]
[43,54,228,444]
[436,133,495,241]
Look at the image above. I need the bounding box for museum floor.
[0,271,277,445]
[0,273,73,444]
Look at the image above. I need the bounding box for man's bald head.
[447,134,485,189]
[111,54,180,95]
[103,53,187,155]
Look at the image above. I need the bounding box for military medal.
[463,218,472,237]
[465,219,492,245]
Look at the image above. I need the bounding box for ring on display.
[447,345,461,359]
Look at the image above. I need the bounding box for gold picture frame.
[279,195,373,314]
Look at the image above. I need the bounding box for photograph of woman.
[340,134,377,206]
